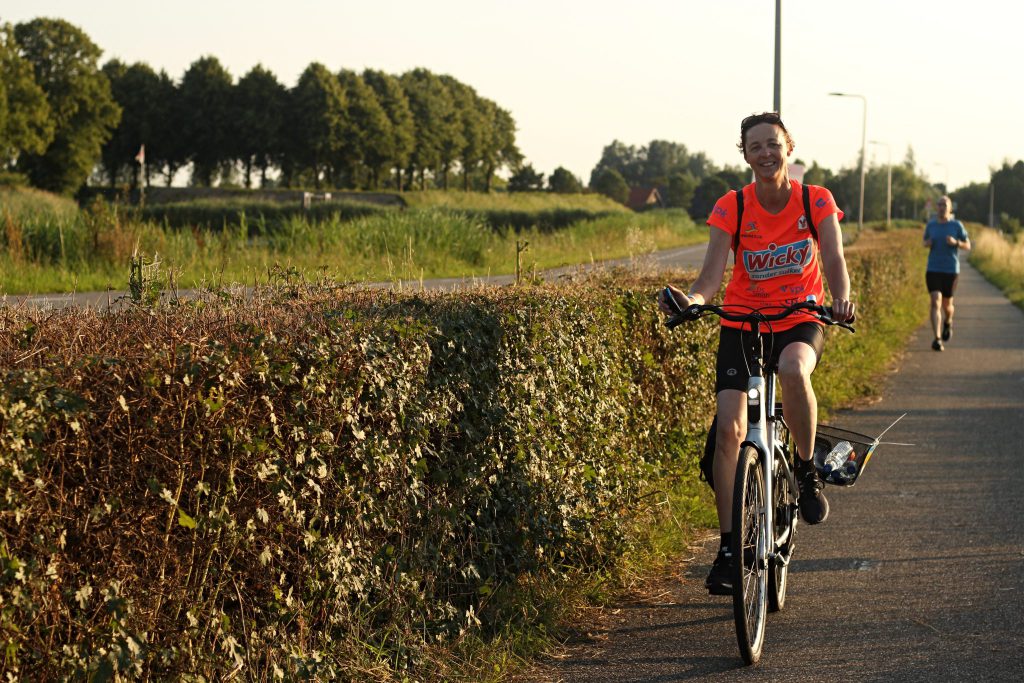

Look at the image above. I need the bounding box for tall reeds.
[0,188,702,295]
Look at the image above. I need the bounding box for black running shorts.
[926,271,958,298]
[715,322,825,393]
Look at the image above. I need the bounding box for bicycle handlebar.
[662,290,855,333]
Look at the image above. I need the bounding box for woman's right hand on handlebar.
[829,297,856,323]
[658,285,691,316]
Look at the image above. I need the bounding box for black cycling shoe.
[705,549,734,595]
[796,458,830,525]
[942,322,952,342]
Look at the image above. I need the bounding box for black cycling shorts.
[926,271,958,298]
[715,322,825,393]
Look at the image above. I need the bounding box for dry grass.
[969,226,1024,308]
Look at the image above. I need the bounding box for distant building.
[627,186,664,211]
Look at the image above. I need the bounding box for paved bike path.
[528,262,1024,682]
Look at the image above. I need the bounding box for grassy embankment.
[968,224,1024,309]
[0,187,703,295]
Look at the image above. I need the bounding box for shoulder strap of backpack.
[733,188,743,262]
[802,183,819,242]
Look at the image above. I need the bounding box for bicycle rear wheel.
[731,445,767,665]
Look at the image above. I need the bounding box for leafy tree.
[589,140,641,188]
[823,165,861,221]
[643,140,690,187]
[715,167,747,191]
[589,138,720,192]
[336,69,391,189]
[400,68,459,190]
[362,69,415,191]
[13,18,120,194]
[507,163,544,192]
[802,161,835,189]
[950,181,990,225]
[0,22,52,174]
[286,62,347,189]
[234,64,287,188]
[665,171,697,210]
[439,75,487,191]
[591,167,630,204]
[478,101,521,192]
[681,150,716,179]
[990,160,1024,225]
[101,60,167,187]
[548,166,583,194]
[862,164,896,223]
[690,174,729,220]
[179,56,234,187]
[149,70,187,187]
[890,162,932,221]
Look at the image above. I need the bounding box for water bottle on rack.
[822,441,855,483]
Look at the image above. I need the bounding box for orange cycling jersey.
[707,180,843,331]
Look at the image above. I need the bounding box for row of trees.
[586,139,760,217]
[102,59,522,192]
[1,17,523,195]
[581,137,1024,228]
[804,152,1024,229]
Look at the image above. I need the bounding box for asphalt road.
[529,262,1024,682]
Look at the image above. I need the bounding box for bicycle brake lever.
[821,307,856,332]
[664,304,701,329]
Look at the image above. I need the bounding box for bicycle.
[663,294,855,665]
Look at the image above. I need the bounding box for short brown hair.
[737,112,794,156]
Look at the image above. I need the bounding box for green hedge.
[461,208,622,233]
[139,198,394,233]
[0,229,923,679]
[139,201,621,235]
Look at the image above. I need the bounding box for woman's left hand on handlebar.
[830,298,856,322]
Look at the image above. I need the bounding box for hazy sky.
[5,0,1022,194]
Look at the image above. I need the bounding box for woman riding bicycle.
[658,112,856,595]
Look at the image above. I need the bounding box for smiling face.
[742,122,792,182]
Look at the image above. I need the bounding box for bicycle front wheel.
[769,420,797,612]
[731,445,767,665]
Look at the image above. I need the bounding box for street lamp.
[869,140,891,227]
[829,92,867,231]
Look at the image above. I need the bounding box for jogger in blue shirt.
[923,196,970,351]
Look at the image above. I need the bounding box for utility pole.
[774,0,782,113]
[989,173,996,228]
